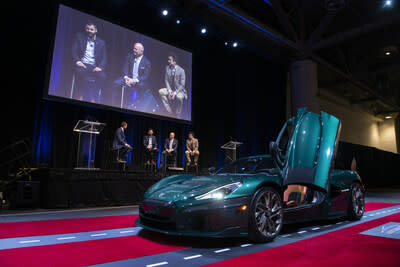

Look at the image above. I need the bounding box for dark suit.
[112,127,132,160]
[71,33,107,103]
[143,135,158,163]
[161,138,178,167]
[114,53,151,109]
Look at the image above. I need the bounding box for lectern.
[221,141,243,163]
[73,120,106,170]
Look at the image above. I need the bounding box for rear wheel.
[248,187,283,243]
[347,183,365,220]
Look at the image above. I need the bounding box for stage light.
[201,27,207,34]
[385,115,392,119]
[232,42,238,47]
[224,42,228,46]
[176,19,181,24]
[385,51,391,56]
[162,9,168,16]
[384,0,392,6]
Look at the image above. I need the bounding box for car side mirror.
[208,166,216,174]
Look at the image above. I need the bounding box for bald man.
[114,42,151,109]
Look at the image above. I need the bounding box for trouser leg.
[159,88,172,113]
[175,93,184,115]
[185,151,191,163]
[194,151,200,163]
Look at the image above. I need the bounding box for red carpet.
[364,202,398,212]
[0,214,138,238]
[0,234,188,267]
[207,212,400,267]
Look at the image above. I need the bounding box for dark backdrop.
[3,0,287,170]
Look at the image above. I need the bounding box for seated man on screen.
[143,128,158,166]
[114,43,151,110]
[185,132,199,166]
[71,21,107,103]
[112,121,132,162]
[160,132,178,168]
[158,53,187,117]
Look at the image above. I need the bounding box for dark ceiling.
[153,0,400,117]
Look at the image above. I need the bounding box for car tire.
[248,187,283,243]
[347,182,365,220]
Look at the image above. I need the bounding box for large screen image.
[48,5,192,121]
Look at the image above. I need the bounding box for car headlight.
[195,182,242,200]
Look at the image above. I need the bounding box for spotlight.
[176,19,181,24]
[232,42,238,47]
[385,115,392,119]
[385,0,392,6]
[162,9,168,16]
[385,51,391,56]
[200,27,207,34]
[224,42,228,46]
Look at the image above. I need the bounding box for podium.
[73,120,106,170]
[221,141,243,163]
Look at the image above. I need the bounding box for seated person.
[113,42,151,110]
[112,121,132,162]
[71,21,106,103]
[158,53,187,117]
[143,128,158,166]
[160,132,178,168]
[185,132,199,166]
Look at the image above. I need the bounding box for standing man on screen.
[160,132,178,168]
[72,21,107,103]
[159,53,187,117]
[143,128,158,166]
[113,121,132,162]
[114,43,151,110]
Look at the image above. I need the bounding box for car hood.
[145,175,244,202]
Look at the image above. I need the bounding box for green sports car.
[136,108,365,242]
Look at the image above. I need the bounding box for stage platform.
[34,168,189,209]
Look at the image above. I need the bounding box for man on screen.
[71,21,107,103]
[159,53,187,117]
[114,43,151,110]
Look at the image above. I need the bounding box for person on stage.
[114,43,151,110]
[143,128,158,166]
[158,53,187,117]
[160,132,178,168]
[112,121,132,162]
[185,132,199,166]
[71,21,107,103]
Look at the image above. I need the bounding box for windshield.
[216,157,276,175]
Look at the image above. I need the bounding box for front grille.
[140,199,176,220]
[140,216,176,231]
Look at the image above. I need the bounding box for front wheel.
[347,183,365,220]
[248,187,283,243]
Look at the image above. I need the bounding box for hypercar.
[136,108,365,242]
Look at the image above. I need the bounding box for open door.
[276,108,341,192]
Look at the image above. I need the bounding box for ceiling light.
[162,9,168,16]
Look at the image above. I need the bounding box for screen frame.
[43,2,194,124]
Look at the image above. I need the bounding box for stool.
[109,147,126,171]
[185,155,199,175]
[163,152,177,173]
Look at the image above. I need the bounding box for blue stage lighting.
[162,9,168,16]
[232,42,238,47]
[176,19,181,24]
[201,27,207,34]
[384,0,392,6]
[224,42,228,46]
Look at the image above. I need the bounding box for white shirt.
[148,136,152,147]
[81,36,96,66]
[132,55,143,80]
[169,138,174,150]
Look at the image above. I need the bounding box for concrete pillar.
[395,115,400,153]
[290,60,320,114]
